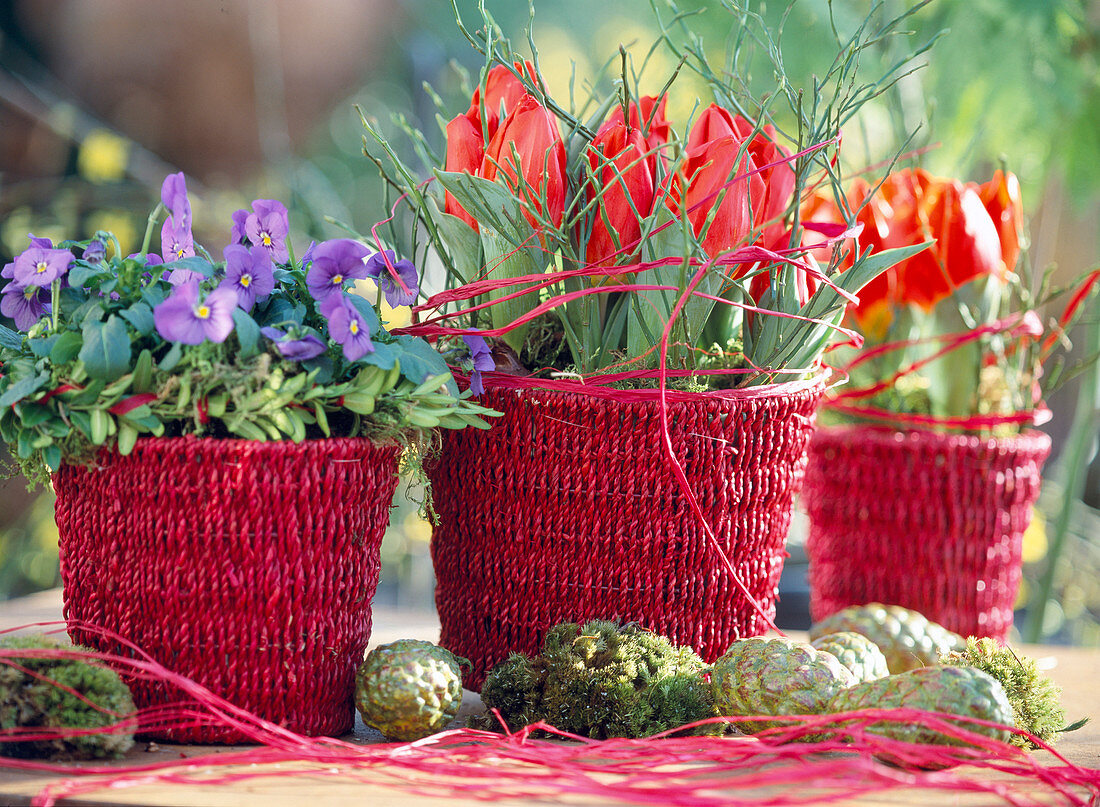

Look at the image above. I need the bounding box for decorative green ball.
[354,639,464,742]
[0,634,136,760]
[811,631,890,683]
[711,637,857,734]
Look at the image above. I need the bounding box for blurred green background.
[1,0,1098,642]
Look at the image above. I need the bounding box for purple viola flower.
[12,247,74,288]
[82,239,107,263]
[1,280,51,330]
[153,280,237,345]
[166,267,205,285]
[462,332,495,396]
[229,208,250,244]
[305,238,370,302]
[260,326,327,361]
[245,199,290,264]
[299,240,317,268]
[161,172,192,230]
[364,250,419,307]
[161,217,195,261]
[321,292,374,362]
[221,244,274,311]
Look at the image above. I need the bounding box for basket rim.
[56,433,401,470]
[473,368,828,405]
[812,422,1052,453]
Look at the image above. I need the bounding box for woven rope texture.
[802,426,1051,641]
[429,380,825,691]
[54,436,400,743]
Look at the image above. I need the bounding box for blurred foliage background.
[1,0,1098,642]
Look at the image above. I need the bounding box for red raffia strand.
[1040,268,1100,360]
[3,627,1098,807]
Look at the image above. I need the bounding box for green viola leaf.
[161,256,215,278]
[67,264,108,289]
[120,302,156,336]
[27,335,60,359]
[0,323,24,351]
[0,371,50,410]
[392,334,452,388]
[359,339,401,371]
[231,308,261,359]
[78,314,131,382]
[49,330,83,365]
[158,341,183,372]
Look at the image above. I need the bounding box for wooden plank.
[0,589,1097,805]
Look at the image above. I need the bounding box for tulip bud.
[583,121,656,266]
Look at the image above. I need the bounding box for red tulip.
[604,95,672,155]
[480,94,567,229]
[444,111,485,229]
[443,61,541,231]
[731,118,796,249]
[583,121,656,266]
[468,61,539,134]
[844,169,1006,328]
[977,169,1023,274]
[666,104,766,263]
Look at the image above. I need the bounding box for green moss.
[480,620,718,739]
[941,637,1067,749]
[0,634,136,760]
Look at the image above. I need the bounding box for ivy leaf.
[79,314,131,382]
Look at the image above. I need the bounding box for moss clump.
[941,637,1068,749]
[0,634,136,760]
[479,620,717,739]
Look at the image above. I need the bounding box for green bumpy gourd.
[355,639,464,742]
[811,631,890,683]
[480,620,717,739]
[809,603,964,673]
[0,634,136,760]
[828,665,1015,745]
[941,637,1067,749]
[711,637,857,733]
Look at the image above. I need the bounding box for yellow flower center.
[240,274,252,288]
[35,261,49,274]
[196,305,211,319]
[262,233,272,247]
[349,319,359,335]
[332,274,343,285]
[176,247,186,258]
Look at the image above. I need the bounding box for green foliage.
[0,220,500,488]
[364,1,933,386]
[479,620,718,739]
[0,634,136,760]
[941,636,1071,749]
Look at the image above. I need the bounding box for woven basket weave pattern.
[54,436,400,743]
[429,381,824,690]
[802,426,1051,641]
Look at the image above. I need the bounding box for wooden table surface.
[1,588,1097,806]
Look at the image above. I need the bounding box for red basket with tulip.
[800,166,1095,641]
[362,10,949,686]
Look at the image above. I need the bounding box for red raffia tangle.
[826,312,1053,430]
[107,394,158,416]
[3,624,1098,807]
[1040,268,1100,360]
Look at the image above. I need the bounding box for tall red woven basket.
[428,375,825,691]
[53,435,401,743]
[801,425,1051,641]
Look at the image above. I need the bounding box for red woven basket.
[428,375,826,691]
[801,425,1051,641]
[53,435,401,743]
